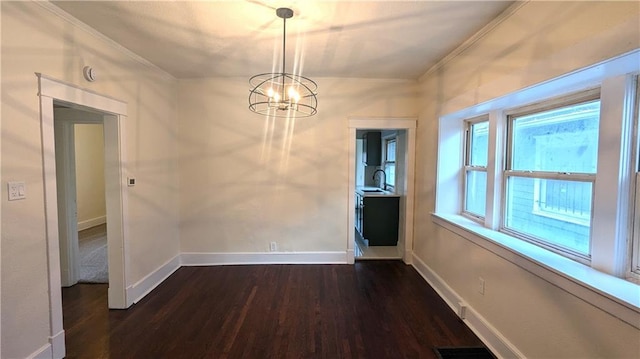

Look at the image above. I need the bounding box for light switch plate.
[8,181,26,201]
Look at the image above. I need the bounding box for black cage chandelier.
[249,7,318,118]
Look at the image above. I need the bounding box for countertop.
[356,186,401,197]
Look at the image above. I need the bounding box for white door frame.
[37,73,130,358]
[347,118,417,264]
[54,118,79,287]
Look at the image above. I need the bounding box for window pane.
[465,170,486,217]
[511,101,600,173]
[385,163,395,186]
[537,179,591,223]
[386,140,396,162]
[505,176,591,255]
[470,122,488,167]
[634,173,640,273]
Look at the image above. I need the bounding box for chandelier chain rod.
[281,15,287,99]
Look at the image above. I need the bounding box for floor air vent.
[434,347,495,359]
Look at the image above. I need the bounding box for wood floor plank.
[62,261,487,358]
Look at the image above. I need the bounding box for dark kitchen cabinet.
[355,192,364,235]
[359,196,399,246]
[362,131,381,166]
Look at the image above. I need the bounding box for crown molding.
[36,1,176,82]
[420,0,529,81]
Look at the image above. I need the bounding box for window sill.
[432,213,640,329]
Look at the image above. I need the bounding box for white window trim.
[462,116,489,221]
[435,50,640,329]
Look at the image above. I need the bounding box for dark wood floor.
[62,261,486,358]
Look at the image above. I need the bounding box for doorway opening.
[54,106,108,286]
[347,118,417,264]
[354,129,406,259]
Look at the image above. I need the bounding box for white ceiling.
[51,1,513,79]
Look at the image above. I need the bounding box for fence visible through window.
[504,99,600,258]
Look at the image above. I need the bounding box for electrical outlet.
[270,242,277,252]
[458,302,468,319]
[479,277,485,295]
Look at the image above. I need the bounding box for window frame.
[462,116,489,221]
[501,91,600,263]
[383,136,396,189]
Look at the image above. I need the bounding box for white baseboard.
[181,251,348,266]
[403,250,413,264]
[411,254,524,359]
[26,343,51,359]
[126,254,181,304]
[411,255,459,313]
[50,330,65,359]
[347,249,355,264]
[77,215,106,231]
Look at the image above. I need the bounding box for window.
[434,52,640,324]
[463,118,489,219]
[384,138,396,188]
[504,98,600,259]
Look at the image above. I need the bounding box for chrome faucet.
[373,169,387,190]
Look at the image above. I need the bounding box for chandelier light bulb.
[288,86,298,99]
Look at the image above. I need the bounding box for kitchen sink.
[362,189,385,193]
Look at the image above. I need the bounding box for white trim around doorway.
[37,73,130,358]
[348,118,417,264]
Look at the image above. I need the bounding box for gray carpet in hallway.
[78,224,108,283]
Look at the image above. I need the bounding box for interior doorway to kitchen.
[347,118,417,264]
[354,129,406,259]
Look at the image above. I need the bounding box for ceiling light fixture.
[249,7,317,118]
